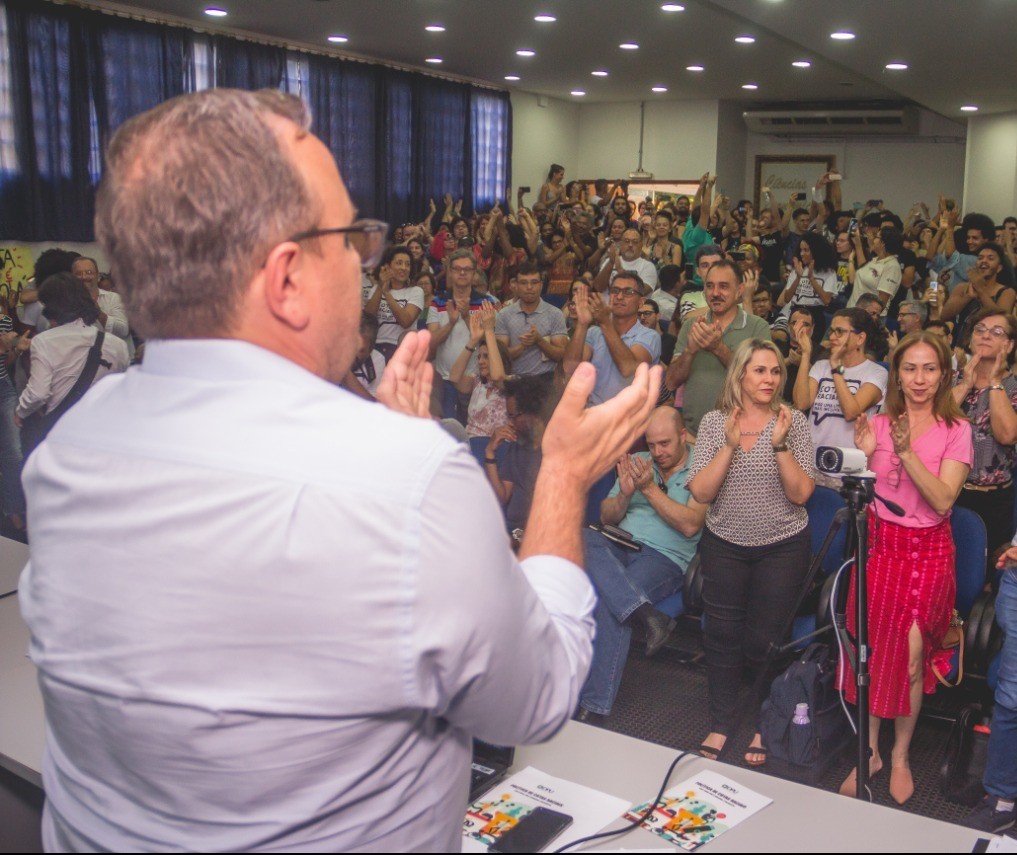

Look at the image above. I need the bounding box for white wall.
[743,109,966,216]
[510,91,581,197]
[575,99,718,181]
[715,100,747,202]
[964,112,1017,222]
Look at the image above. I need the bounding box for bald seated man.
[18,88,664,852]
[576,407,707,724]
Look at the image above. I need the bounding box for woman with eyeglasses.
[793,308,888,489]
[845,331,972,805]
[951,308,1017,567]
[686,339,815,768]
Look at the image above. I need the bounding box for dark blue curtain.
[0,0,511,241]
[2,0,94,240]
[214,35,284,90]
[89,16,193,162]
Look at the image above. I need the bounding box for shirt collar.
[140,339,335,392]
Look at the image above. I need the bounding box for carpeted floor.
[599,618,999,831]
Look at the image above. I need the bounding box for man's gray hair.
[95,89,317,339]
[448,248,477,270]
[900,300,929,324]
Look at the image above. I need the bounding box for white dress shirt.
[19,338,595,853]
[16,319,130,419]
[95,288,129,340]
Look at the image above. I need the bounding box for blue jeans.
[985,567,1017,799]
[0,379,24,516]
[579,528,684,715]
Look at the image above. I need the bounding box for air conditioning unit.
[743,107,919,136]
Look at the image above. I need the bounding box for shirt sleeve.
[808,359,826,382]
[411,445,595,744]
[674,317,690,357]
[943,420,974,467]
[877,259,902,296]
[17,337,55,418]
[547,310,568,338]
[686,410,723,484]
[494,309,508,337]
[406,287,424,312]
[788,409,815,477]
[100,292,130,339]
[426,301,441,325]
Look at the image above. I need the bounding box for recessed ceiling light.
[571,90,586,97]
[591,70,609,77]
[961,105,979,112]
[204,7,227,16]
[327,35,349,44]
[504,75,521,81]
[661,3,685,10]
[534,14,556,23]
[885,62,908,71]
[516,49,536,57]
[425,25,445,33]
[686,65,705,72]
[830,31,856,40]
[425,57,442,64]
[619,42,639,50]
[735,35,756,44]
[742,83,759,90]
[792,60,812,69]
[651,86,668,93]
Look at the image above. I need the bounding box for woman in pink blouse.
[845,331,972,804]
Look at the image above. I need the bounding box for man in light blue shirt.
[18,87,664,853]
[577,408,706,721]
[564,271,660,405]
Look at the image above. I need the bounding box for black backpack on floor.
[759,643,852,785]
[939,702,991,806]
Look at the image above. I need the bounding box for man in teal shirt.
[577,408,707,721]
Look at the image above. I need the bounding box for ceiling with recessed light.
[85,0,1017,118]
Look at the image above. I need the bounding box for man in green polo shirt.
[666,259,771,435]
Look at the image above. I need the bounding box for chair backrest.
[805,485,849,576]
[951,505,987,616]
[585,470,617,525]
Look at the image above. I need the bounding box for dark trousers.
[700,525,811,736]
[956,484,1014,580]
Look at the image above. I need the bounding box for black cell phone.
[684,263,695,279]
[519,185,531,194]
[729,250,746,261]
[490,808,574,853]
[794,192,807,202]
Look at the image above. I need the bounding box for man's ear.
[261,240,311,331]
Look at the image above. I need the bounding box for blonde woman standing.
[687,339,815,767]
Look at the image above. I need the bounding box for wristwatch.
[773,444,790,453]
[831,364,846,376]
[484,456,498,464]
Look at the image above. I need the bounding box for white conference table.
[0,590,993,851]
[513,723,987,852]
[0,535,28,597]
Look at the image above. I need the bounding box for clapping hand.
[589,290,612,326]
[375,330,433,419]
[792,318,812,357]
[378,264,393,292]
[961,351,981,388]
[853,413,876,458]
[792,257,805,277]
[991,350,1008,386]
[772,404,793,448]
[630,454,655,493]
[724,406,742,449]
[743,267,759,297]
[573,283,595,326]
[617,456,636,497]
[467,308,484,346]
[890,413,911,455]
[518,324,540,347]
[446,299,462,326]
[688,316,722,355]
[479,301,497,332]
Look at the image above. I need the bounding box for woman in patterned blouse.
[951,307,1017,572]
[687,338,815,766]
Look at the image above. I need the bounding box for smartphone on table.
[490,808,574,853]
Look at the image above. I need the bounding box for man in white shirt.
[70,256,131,347]
[592,228,659,294]
[18,88,662,852]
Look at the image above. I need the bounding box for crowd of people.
[343,163,1017,830]
[14,94,1017,846]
